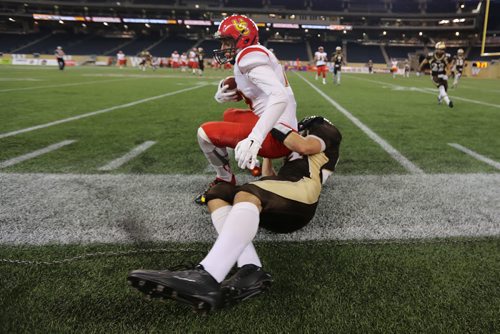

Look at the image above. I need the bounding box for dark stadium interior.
[0,0,498,62]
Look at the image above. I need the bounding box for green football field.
[0,65,499,333]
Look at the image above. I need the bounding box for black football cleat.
[128,265,223,313]
[194,176,235,205]
[221,264,273,305]
[448,100,454,108]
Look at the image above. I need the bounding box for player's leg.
[223,108,258,124]
[438,79,453,108]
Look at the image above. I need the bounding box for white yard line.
[0,84,207,140]
[347,75,500,109]
[295,72,424,174]
[98,141,157,171]
[448,143,500,170]
[0,140,76,169]
[0,78,134,93]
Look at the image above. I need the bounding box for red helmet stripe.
[237,47,269,65]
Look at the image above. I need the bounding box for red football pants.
[200,108,290,159]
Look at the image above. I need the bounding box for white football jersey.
[188,51,196,61]
[234,44,297,132]
[315,51,327,66]
[180,55,187,62]
[171,53,179,62]
[117,53,125,60]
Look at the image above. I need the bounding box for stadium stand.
[426,0,457,13]
[14,33,88,55]
[149,37,196,56]
[266,41,308,61]
[65,36,129,55]
[120,35,159,55]
[311,0,343,11]
[225,0,264,8]
[385,46,419,59]
[0,32,47,53]
[269,0,307,10]
[197,39,220,55]
[346,42,385,63]
[392,0,420,13]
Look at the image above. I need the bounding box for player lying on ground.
[128,116,342,312]
[195,14,298,205]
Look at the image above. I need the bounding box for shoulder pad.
[427,52,434,58]
[236,46,271,73]
[445,53,451,58]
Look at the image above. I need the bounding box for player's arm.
[261,158,276,177]
[418,58,428,72]
[239,52,289,145]
[283,131,324,155]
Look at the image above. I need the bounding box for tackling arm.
[283,132,324,155]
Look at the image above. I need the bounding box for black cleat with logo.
[128,265,223,313]
[222,264,273,305]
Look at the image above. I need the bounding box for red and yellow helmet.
[213,14,259,64]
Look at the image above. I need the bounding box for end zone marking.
[448,143,500,170]
[0,84,207,140]
[295,72,424,174]
[0,140,76,169]
[98,141,157,171]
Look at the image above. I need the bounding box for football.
[223,76,242,101]
[223,76,237,90]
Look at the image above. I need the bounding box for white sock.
[197,127,233,182]
[439,85,450,105]
[201,202,260,282]
[337,72,341,84]
[210,207,262,268]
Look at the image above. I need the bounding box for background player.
[451,48,465,88]
[197,47,205,76]
[128,116,342,312]
[180,52,188,72]
[314,46,328,84]
[331,46,345,85]
[188,48,199,75]
[138,49,152,71]
[419,42,453,108]
[170,50,180,69]
[54,46,65,71]
[404,59,410,78]
[195,14,298,204]
[116,50,126,69]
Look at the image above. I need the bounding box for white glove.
[235,137,261,170]
[214,79,239,103]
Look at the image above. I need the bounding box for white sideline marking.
[98,141,157,171]
[448,143,500,170]
[347,75,500,109]
[295,72,424,174]
[0,84,207,140]
[1,173,498,245]
[0,140,76,169]
[0,78,132,93]
[0,78,43,81]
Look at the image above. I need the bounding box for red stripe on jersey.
[237,47,269,65]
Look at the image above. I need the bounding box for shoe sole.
[224,279,272,306]
[127,275,218,314]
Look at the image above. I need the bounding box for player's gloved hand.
[235,137,262,170]
[214,79,239,103]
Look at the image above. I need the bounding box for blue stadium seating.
[392,0,420,13]
[266,41,308,61]
[386,46,419,59]
[14,33,87,55]
[0,33,47,53]
[346,42,385,63]
[65,36,129,55]
[225,0,264,8]
[149,37,196,56]
[269,0,307,10]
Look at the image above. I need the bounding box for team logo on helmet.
[232,18,249,36]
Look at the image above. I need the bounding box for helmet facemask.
[213,36,238,64]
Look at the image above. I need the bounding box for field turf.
[0,65,499,333]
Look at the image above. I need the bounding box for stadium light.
[145,23,150,28]
[8,17,15,22]
[82,23,86,27]
[195,4,199,8]
[343,30,347,34]
[460,4,465,8]
[103,22,109,26]
[419,31,423,36]
[383,31,387,35]
[59,20,64,24]
[123,24,128,29]
[455,31,460,36]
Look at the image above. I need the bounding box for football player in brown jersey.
[419,42,454,108]
[128,116,342,312]
[331,46,345,85]
[451,48,466,88]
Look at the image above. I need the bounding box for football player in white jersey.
[195,14,298,205]
[170,50,180,69]
[314,46,328,84]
